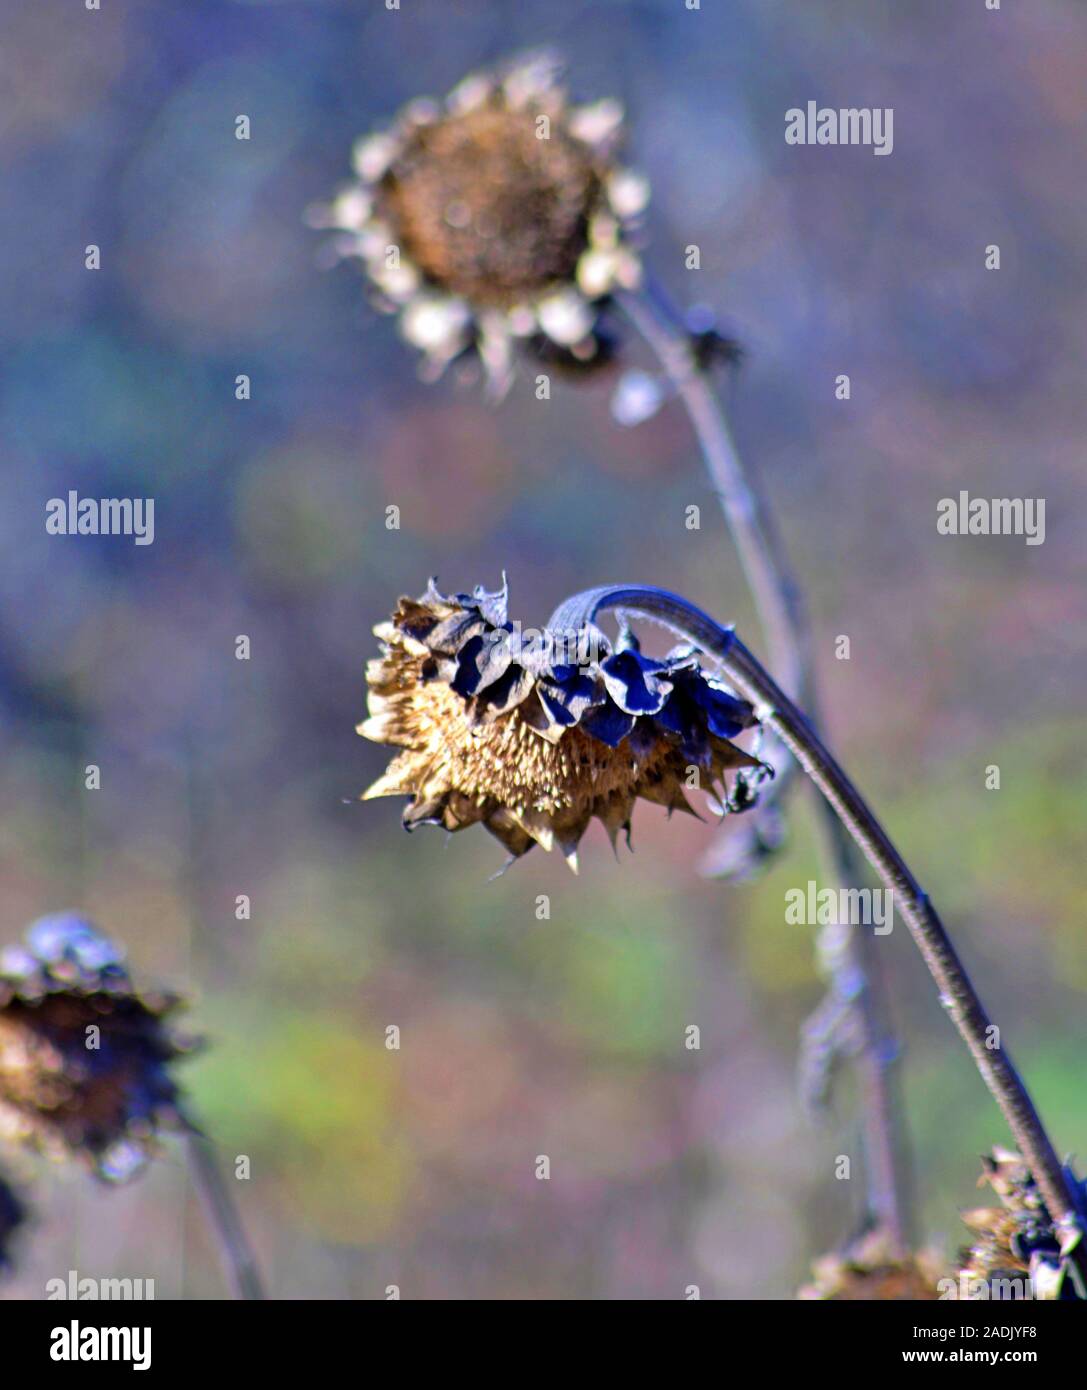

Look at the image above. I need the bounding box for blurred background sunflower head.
[314,50,648,396]
[0,915,194,1182]
[797,1228,947,1301]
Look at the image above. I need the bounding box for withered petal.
[599,649,672,715]
[579,701,636,748]
[536,669,604,728]
[466,661,536,720]
[424,610,490,655]
[450,630,514,697]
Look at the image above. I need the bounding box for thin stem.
[618,288,911,1250]
[550,586,1084,1267]
[183,1128,265,1300]
[621,285,808,702]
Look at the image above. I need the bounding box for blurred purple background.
[1,0,1085,1298]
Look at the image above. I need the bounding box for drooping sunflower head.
[358,579,768,871]
[0,915,193,1182]
[314,52,649,395]
[952,1147,1087,1300]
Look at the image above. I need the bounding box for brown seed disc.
[380,105,599,306]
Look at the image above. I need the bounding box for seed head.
[951,1147,1086,1300]
[358,578,766,871]
[798,1230,946,1301]
[314,52,649,395]
[0,915,194,1182]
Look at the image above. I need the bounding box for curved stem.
[617,290,912,1250]
[722,634,1086,1264]
[551,585,1085,1267]
[183,1128,265,1300]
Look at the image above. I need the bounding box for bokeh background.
[2,0,1085,1299]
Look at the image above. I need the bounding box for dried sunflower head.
[358,578,767,871]
[951,1147,1087,1300]
[798,1229,946,1301]
[0,915,193,1182]
[314,51,649,396]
